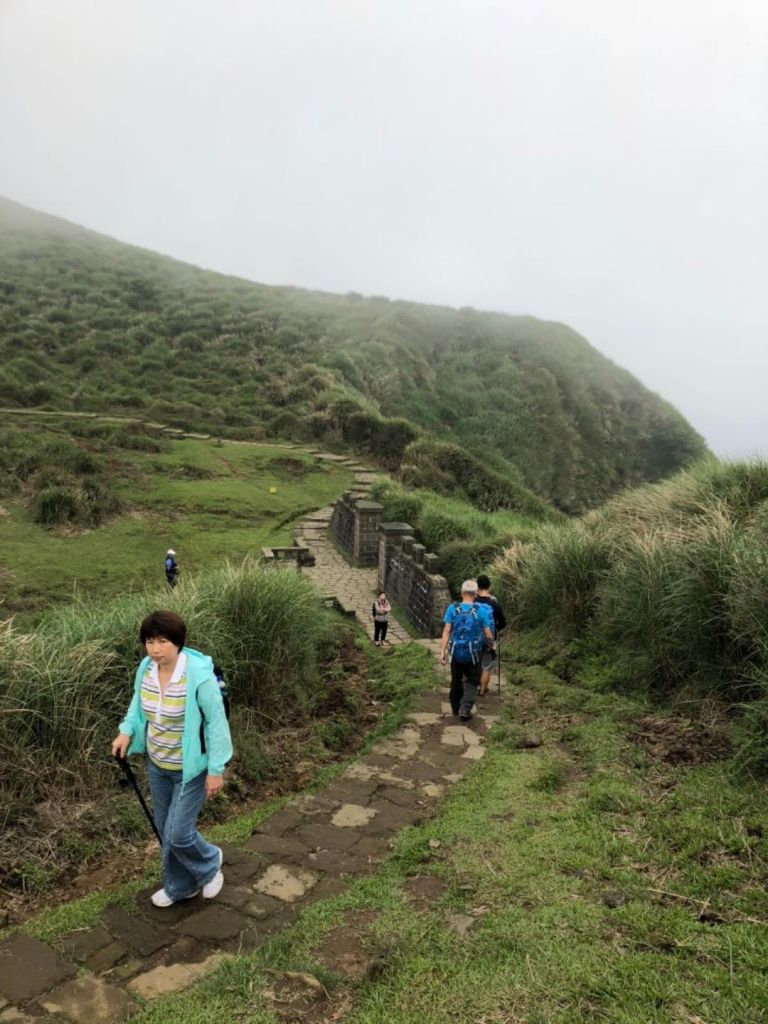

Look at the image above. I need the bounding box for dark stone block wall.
[378,524,452,639]
[329,494,383,566]
[329,494,357,559]
[328,496,451,637]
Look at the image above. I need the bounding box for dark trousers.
[450,658,482,717]
[374,620,388,643]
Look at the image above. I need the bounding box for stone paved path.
[0,448,501,1022]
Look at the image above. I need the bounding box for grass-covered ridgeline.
[0,196,707,512]
[0,417,351,621]
[492,459,768,771]
[0,560,437,898]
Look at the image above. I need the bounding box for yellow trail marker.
[269,486,277,494]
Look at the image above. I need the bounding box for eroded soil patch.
[313,909,379,980]
[402,874,449,911]
[631,714,731,765]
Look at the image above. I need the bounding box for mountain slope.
[0,197,708,512]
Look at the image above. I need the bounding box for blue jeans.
[147,760,220,901]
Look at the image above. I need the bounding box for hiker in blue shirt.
[439,580,495,721]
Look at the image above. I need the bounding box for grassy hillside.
[0,415,351,622]
[0,197,707,512]
[492,459,768,772]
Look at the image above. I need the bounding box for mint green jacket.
[118,647,233,781]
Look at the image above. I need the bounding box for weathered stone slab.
[342,763,376,782]
[378,786,428,809]
[462,745,486,760]
[255,807,306,837]
[38,975,137,1022]
[363,802,418,836]
[295,822,361,851]
[393,760,447,783]
[102,905,169,957]
[422,783,446,799]
[0,1009,45,1023]
[292,793,341,816]
[321,778,380,805]
[331,804,378,828]
[84,940,129,974]
[371,727,422,761]
[0,935,76,1003]
[253,864,318,903]
[354,835,393,860]
[306,848,371,876]
[59,926,112,963]
[441,725,482,747]
[127,953,229,1000]
[243,833,311,863]
[242,893,283,920]
[407,712,442,726]
[178,907,249,941]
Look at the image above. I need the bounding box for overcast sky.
[1,0,766,456]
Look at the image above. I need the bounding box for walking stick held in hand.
[497,636,502,695]
[115,754,163,845]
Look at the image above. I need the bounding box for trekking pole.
[497,637,502,695]
[115,755,163,845]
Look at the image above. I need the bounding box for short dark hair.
[477,575,491,590]
[139,610,187,649]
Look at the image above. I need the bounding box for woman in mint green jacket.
[111,610,233,908]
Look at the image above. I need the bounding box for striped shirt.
[140,652,187,771]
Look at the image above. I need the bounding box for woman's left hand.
[205,774,224,799]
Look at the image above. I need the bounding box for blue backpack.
[449,604,484,664]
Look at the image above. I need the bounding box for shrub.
[31,485,82,525]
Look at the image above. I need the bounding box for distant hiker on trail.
[111,610,233,908]
[372,592,391,646]
[164,549,179,589]
[475,574,507,696]
[439,580,495,721]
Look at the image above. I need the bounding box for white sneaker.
[151,888,175,908]
[203,847,224,899]
[151,886,199,907]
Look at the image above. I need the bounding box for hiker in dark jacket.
[372,593,391,645]
[165,549,179,589]
[475,574,507,696]
[439,580,495,721]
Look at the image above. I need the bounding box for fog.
[1,0,766,456]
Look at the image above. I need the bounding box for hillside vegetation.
[492,459,768,771]
[0,197,707,512]
[0,416,350,621]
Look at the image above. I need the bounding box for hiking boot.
[458,712,473,722]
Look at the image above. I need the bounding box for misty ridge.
[0,197,707,516]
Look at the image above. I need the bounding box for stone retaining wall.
[377,524,452,639]
[328,494,451,637]
[329,493,383,566]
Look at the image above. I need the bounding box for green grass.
[119,657,768,1024]
[0,419,351,622]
